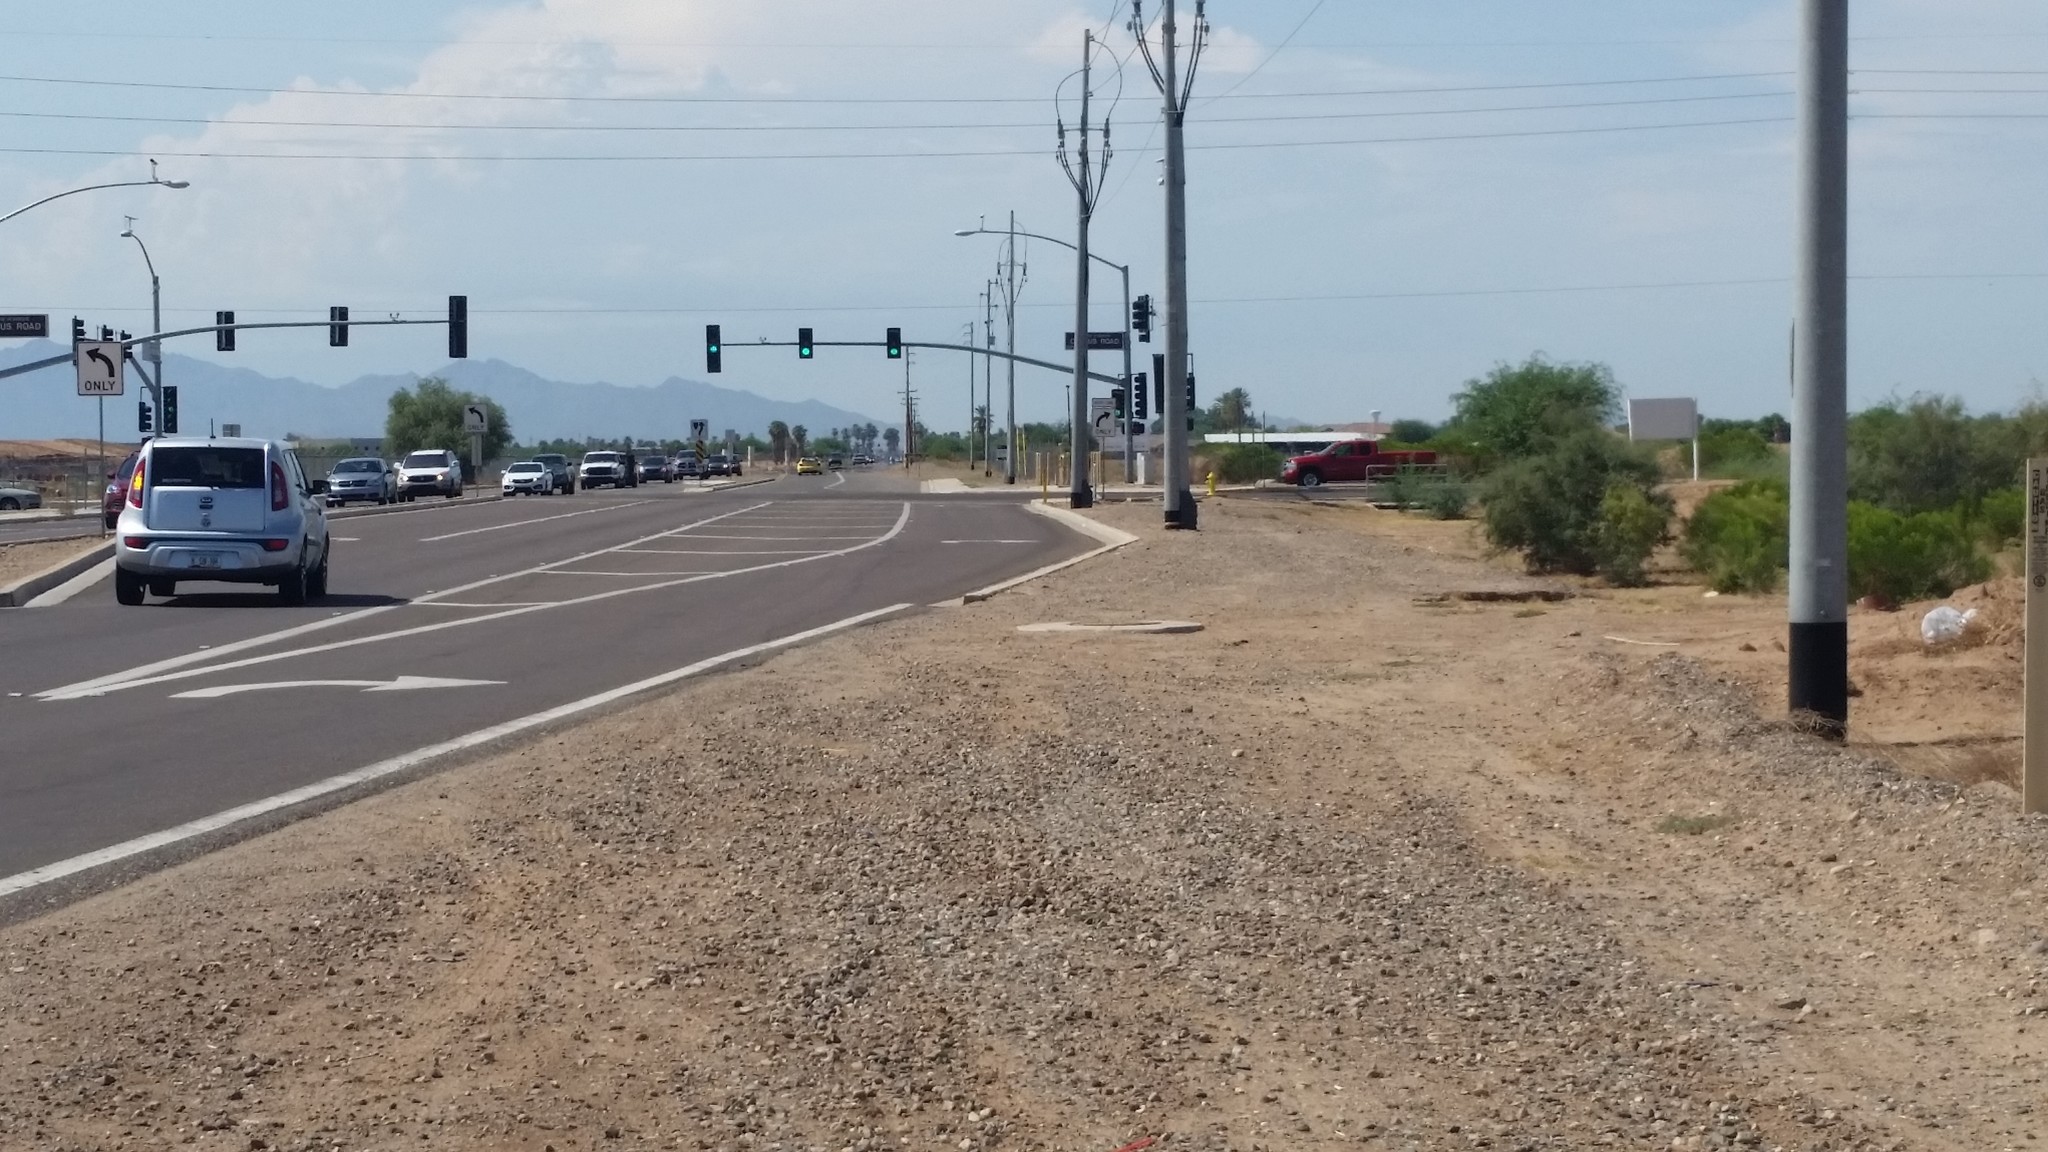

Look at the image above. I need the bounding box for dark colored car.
[826,455,845,470]
[532,452,576,494]
[704,453,741,477]
[102,449,141,529]
[637,455,675,483]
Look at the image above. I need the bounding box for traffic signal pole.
[0,312,467,384]
[1135,0,1207,529]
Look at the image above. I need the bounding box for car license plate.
[189,552,224,570]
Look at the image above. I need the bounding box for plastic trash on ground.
[1920,605,1979,645]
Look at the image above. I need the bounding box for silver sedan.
[0,484,43,512]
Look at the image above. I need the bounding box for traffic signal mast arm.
[0,314,463,382]
[738,338,1126,385]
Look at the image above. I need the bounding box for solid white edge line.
[0,602,914,900]
[37,503,913,701]
[418,500,648,543]
[24,558,116,608]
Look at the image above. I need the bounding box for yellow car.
[795,456,824,475]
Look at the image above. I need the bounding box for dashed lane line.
[418,500,648,543]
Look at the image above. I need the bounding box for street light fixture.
[955,223,1136,484]
[0,160,189,227]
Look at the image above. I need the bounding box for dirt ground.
[3,496,2045,1152]
[0,536,105,591]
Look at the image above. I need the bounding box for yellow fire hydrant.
[1206,470,1218,497]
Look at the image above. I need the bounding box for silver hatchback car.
[113,437,331,605]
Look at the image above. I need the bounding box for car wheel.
[114,568,145,606]
[148,578,176,598]
[104,515,118,530]
[307,549,329,600]
[277,558,309,606]
[0,497,19,511]
[1298,471,1323,488]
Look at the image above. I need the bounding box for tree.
[1207,387,1254,433]
[1444,355,1620,468]
[1389,418,1438,445]
[791,425,809,455]
[385,377,511,462]
[767,420,789,464]
[883,427,901,458]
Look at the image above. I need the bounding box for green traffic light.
[708,345,719,354]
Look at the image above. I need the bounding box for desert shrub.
[1445,355,1620,470]
[1423,477,1470,520]
[1210,444,1283,484]
[1693,424,1772,475]
[1595,482,1673,587]
[1682,479,1790,593]
[1480,427,1670,580]
[1389,418,1438,445]
[1846,502,1992,604]
[1975,486,2024,548]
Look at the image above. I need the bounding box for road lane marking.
[616,548,825,555]
[34,503,774,700]
[419,501,648,542]
[418,601,554,608]
[1,603,914,900]
[827,471,847,488]
[171,676,504,699]
[37,503,911,701]
[941,539,1036,544]
[672,534,879,541]
[538,570,720,577]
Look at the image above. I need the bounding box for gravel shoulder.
[3,497,2044,1151]
[0,535,105,591]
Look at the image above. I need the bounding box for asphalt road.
[0,467,1092,894]
[0,511,105,545]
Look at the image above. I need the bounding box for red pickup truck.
[1279,439,1438,487]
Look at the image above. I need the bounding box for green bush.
[1846,502,1992,605]
[1594,483,1670,586]
[1423,477,1470,520]
[1682,479,1790,593]
[1480,428,1671,581]
[1693,425,1772,475]
[1976,487,2024,548]
[1211,444,1283,484]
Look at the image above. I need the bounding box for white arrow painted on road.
[170,676,504,700]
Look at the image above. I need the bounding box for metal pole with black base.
[1788,0,1849,738]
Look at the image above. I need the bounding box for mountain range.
[0,342,886,443]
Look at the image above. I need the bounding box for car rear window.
[150,446,266,488]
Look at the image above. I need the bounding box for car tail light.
[123,536,147,549]
[127,459,145,507]
[270,461,289,511]
[260,538,290,552]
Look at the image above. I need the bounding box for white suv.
[397,449,464,501]
[112,437,331,605]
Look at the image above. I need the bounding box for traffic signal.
[705,324,722,374]
[1185,373,1197,431]
[1112,386,1127,421]
[1132,294,1152,343]
[70,317,84,344]
[329,306,349,347]
[162,386,179,435]
[137,400,153,434]
[101,325,114,341]
[448,295,468,359]
[886,327,902,359]
[1132,372,1148,421]
[1152,353,1166,415]
[798,327,814,359]
[216,310,235,352]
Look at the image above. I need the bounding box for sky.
[1,0,2046,430]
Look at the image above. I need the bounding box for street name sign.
[0,313,49,338]
[1064,331,1127,351]
[75,340,124,396]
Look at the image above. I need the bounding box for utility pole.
[1134,0,1208,529]
[1789,0,1849,737]
[963,321,977,470]
[984,280,998,476]
[903,350,917,470]
[996,213,1026,484]
[1058,30,1110,509]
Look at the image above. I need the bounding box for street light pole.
[1057,30,1106,509]
[120,219,165,417]
[983,280,997,476]
[1002,212,1023,484]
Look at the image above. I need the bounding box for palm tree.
[1211,387,1255,435]
[791,425,809,456]
[767,420,789,465]
[882,426,901,460]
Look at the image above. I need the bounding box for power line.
[0,70,1798,106]
[0,116,1799,166]
[1203,0,1326,103]
[0,90,1798,134]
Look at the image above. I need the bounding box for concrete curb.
[952,502,1139,605]
[0,541,115,608]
